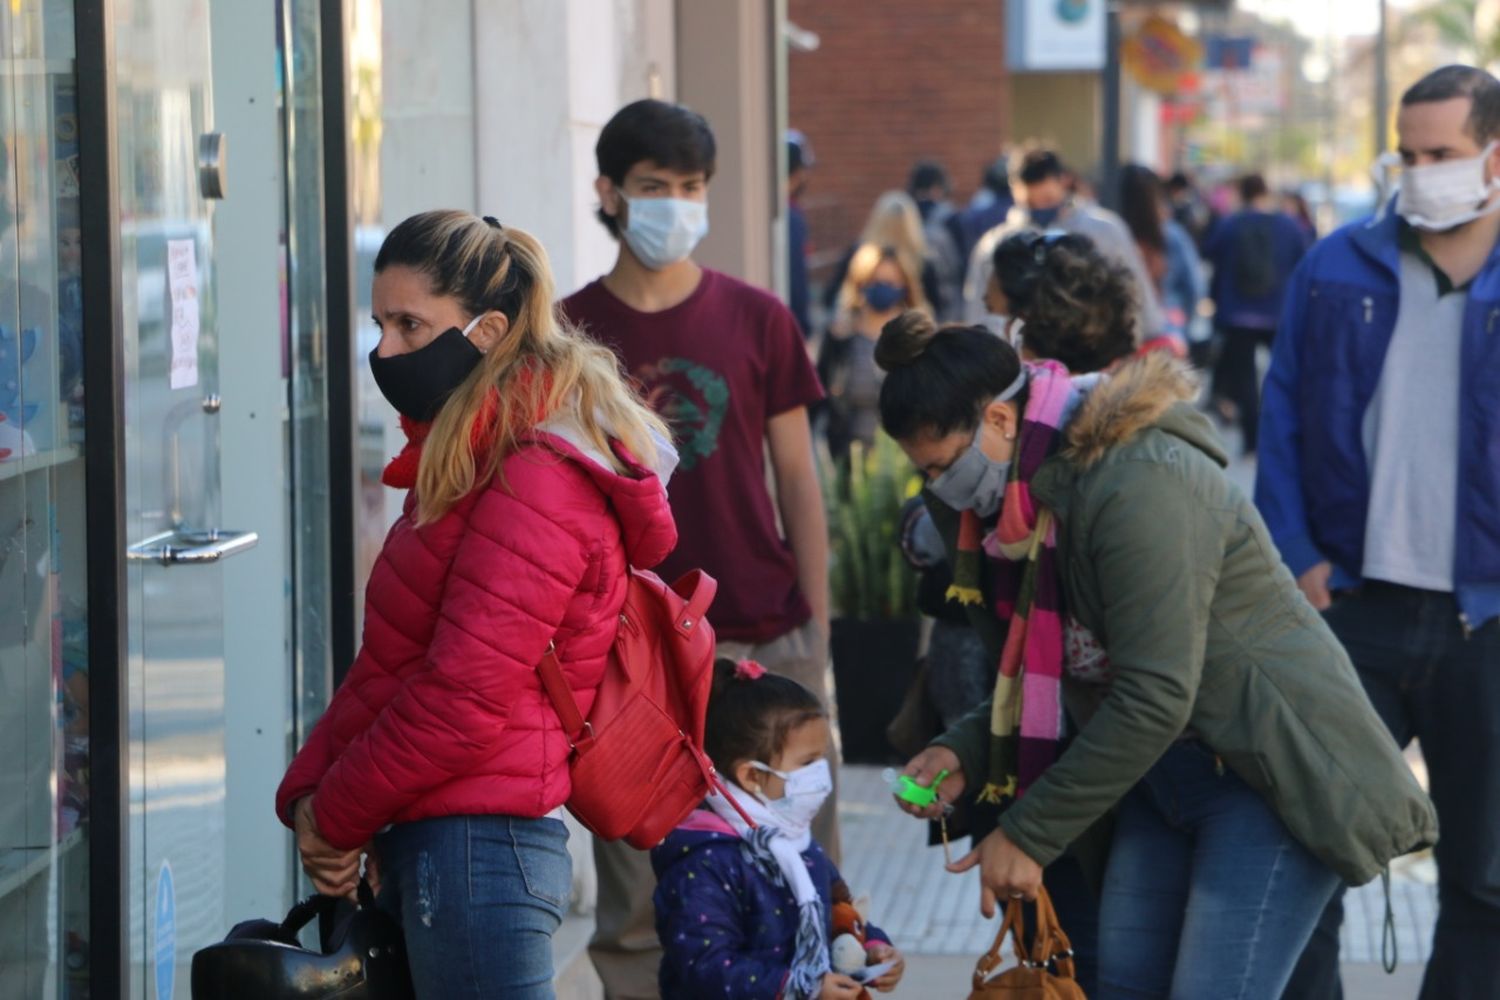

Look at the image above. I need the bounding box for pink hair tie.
[734,660,767,681]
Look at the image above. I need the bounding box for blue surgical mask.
[621,195,709,270]
[862,281,906,312]
[1028,205,1062,227]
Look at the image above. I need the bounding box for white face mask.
[620,195,710,269]
[748,758,832,842]
[1384,142,1500,231]
[980,313,1024,349]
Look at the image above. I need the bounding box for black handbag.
[191,879,414,999]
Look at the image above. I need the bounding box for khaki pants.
[588,617,840,999]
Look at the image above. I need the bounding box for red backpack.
[537,567,742,849]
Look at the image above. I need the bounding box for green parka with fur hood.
[928,353,1437,885]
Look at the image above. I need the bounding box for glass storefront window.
[0,3,92,996]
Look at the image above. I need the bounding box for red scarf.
[380,415,435,490]
[381,373,548,491]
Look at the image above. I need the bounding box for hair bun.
[875,310,938,370]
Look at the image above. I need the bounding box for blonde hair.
[837,242,930,316]
[854,191,930,307]
[375,211,668,524]
[860,191,927,264]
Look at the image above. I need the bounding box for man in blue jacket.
[1260,65,1500,1000]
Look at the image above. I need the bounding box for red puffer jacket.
[276,430,677,850]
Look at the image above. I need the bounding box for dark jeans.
[375,814,572,1000]
[1281,583,1500,1000]
[1210,325,1274,453]
[1098,742,1340,999]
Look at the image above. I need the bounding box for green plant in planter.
[824,432,922,622]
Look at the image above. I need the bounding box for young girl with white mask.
[652,660,906,1000]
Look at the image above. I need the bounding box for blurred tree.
[1402,0,1500,70]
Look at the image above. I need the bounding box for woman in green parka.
[876,310,1436,1000]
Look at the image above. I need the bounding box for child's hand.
[818,972,865,999]
[866,942,906,992]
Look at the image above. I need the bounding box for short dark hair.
[982,157,1011,194]
[595,99,717,236]
[703,659,825,777]
[1239,173,1269,205]
[1402,64,1500,144]
[1165,171,1192,193]
[908,160,951,197]
[788,138,809,175]
[1016,150,1066,187]
[875,312,1025,441]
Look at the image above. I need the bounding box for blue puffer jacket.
[651,812,890,999]
[1256,206,1500,627]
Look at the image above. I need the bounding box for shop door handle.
[126,528,258,566]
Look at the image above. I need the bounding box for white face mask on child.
[749,758,833,842]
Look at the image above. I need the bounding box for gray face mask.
[928,441,1010,516]
[925,369,1028,517]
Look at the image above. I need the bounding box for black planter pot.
[830,617,921,765]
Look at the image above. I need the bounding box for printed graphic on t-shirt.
[637,356,729,471]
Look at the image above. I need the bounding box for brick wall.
[788,0,1010,282]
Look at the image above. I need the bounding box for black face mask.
[368,324,483,422]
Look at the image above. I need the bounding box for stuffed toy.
[829,879,873,1000]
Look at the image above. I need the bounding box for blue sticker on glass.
[154,861,176,1000]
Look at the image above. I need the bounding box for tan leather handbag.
[966,887,1086,999]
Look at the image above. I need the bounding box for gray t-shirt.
[1361,249,1466,591]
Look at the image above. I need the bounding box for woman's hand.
[292,796,366,900]
[947,826,1044,918]
[866,942,906,992]
[895,745,965,819]
[817,972,866,999]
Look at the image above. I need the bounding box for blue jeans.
[1097,742,1340,1000]
[375,814,571,1000]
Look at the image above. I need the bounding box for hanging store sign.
[1123,16,1203,93]
[1008,0,1106,72]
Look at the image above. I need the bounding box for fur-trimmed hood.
[1062,351,1221,470]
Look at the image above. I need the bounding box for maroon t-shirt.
[562,268,825,643]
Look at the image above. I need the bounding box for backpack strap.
[537,643,590,746]
[669,569,717,636]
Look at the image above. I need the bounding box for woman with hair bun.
[276,210,679,998]
[878,311,1435,998]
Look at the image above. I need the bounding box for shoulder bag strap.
[1031,886,1078,980]
[973,893,1030,989]
[537,643,588,743]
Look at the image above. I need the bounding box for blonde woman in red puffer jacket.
[276,210,678,1000]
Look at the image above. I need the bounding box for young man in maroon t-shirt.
[562,99,836,999]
